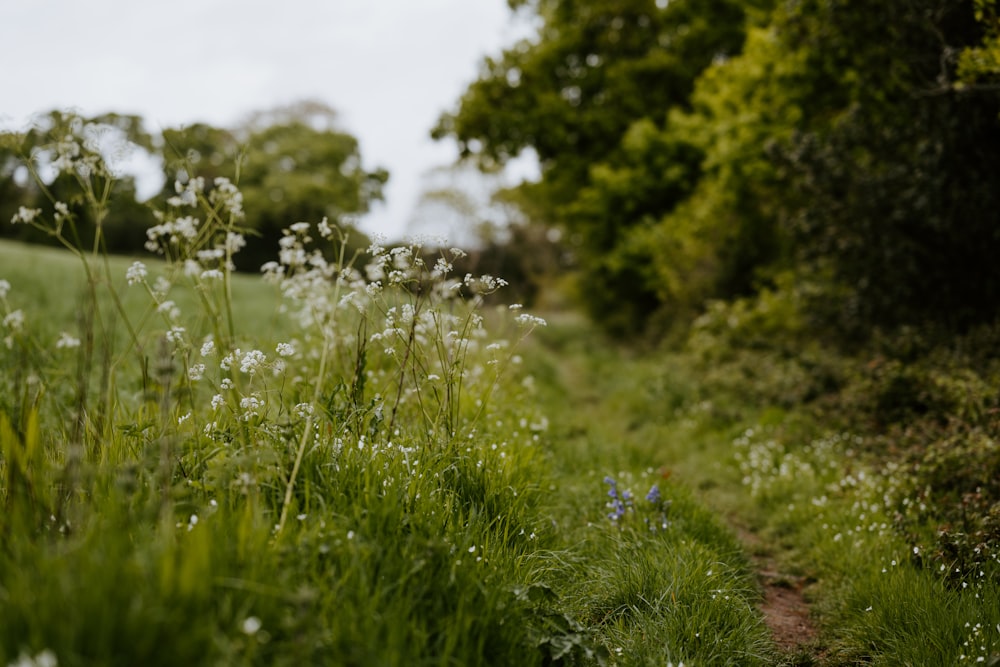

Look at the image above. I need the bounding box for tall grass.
[0,117,553,666]
[1,114,781,666]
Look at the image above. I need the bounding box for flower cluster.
[603,476,671,531]
[146,177,246,273]
[604,476,633,521]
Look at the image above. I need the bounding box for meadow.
[1,143,999,667]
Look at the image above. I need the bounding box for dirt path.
[738,527,822,663]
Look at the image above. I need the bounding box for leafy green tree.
[159,102,387,270]
[435,0,761,333]
[760,0,1000,334]
[958,0,1000,85]
[443,0,1000,338]
[1,111,157,254]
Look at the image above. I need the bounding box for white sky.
[0,0,537,240]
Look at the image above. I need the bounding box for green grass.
[0,231,780,666]
[0,239,289,342]
[537,323,1000,666]
[7,142,997,667]
[6,229,1000,666]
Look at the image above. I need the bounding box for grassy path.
[530,317,800,664]
[533,320,829,663]
[533,316,1000,666]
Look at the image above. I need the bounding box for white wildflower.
[54,201,70,222]
[188,363,205,381]
[515,313,547,327]
[432,257,453,277]
[126,261,147,286]
[211,177,244,219]
[220,348,241,371]
[3,309,25,332]
[55,332,81,349]
[317,216,333,238]
[157,300,178,316]
[165,326,186,344]
[11,206,42,224]
[241,616,262,635]
[239,349,266,374]
[239,395,263,420]
[225,233,246,255]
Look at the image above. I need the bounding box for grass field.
[2,198,999,665]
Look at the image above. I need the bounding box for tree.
[435,0,767,334]
[762,0,1000,333]
[442,0,1000,338]
[958,0,1000,86]
[158,102,387,270]
[1,110,158,254]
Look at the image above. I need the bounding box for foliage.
[958,0,1000,84]
[442,0,1000,339]
[160,101,387,271]
[435,0,759,334]
[765,0,1000,333]
[1,103,385,269]
[0,148,781,665]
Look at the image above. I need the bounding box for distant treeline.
[0,101,387,272]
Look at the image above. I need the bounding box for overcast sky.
[0,0,536,239]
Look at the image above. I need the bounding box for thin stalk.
[274,234,349,536]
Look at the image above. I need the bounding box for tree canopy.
[437,0,1000,338]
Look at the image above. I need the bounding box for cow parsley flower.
[11,206,42,225]
[55,332,81,349]
[211,177,244,220]
[220,348,242,371]
[126,261,147,286]
[239,349,266,374]
[515,313,548,327]
[317,216,333,238]
[239,395,264,421]
[3,309,25,332]
[241,616,262,636]
[54,201,70,222]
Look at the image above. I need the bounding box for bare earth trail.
[737,525,823,664]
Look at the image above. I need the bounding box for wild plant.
[1,114,559,664]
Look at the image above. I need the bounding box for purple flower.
[645,484,661,504]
